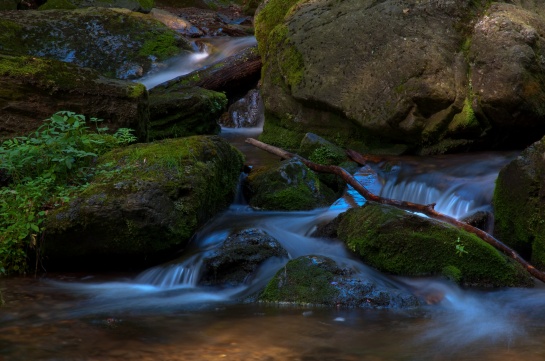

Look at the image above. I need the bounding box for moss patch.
[337,202,533,287]
[260,256,339,305]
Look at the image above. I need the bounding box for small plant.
[455,237,468,257]
[0,111,137,275]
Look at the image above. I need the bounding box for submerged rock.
[255,0,545,154]
[260,255,421,308]
[44,136,244,271]
[493,136,545,270]
[244,158,336,211]
[336,202,533,288]
[199,228,288,287]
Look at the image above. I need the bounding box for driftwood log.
[151,45,262,99]
[245,137,545,284]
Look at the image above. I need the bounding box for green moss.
[139,32,180,60]
[0,20,25,54]
[260,256,339,305]
[268,24,304,89]
[137,0,154,11]
[0,55,99,89]
[258,115,303,150]
[442,265,462,283]
[448,98,480,133]
[337,202,532,287]
[254,0,301,50]
[128,83,146,98]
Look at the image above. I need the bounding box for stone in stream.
[335,202,534,288]
[493,135,545,271]
[43,135,244,271]
[260,255,422,308]
[199,228,288,287]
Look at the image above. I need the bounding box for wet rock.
[0,8,191,80]
[0,55,148,141]
[199,228,288,286]
[244,158,337,211]
[43,136,244,271]
[255,0,545,154]
[260,255,421,308]
[219,89,263,128]
[336,202,533,288]
[148,86,226,140]
[494,135,545,270]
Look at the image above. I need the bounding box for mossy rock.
[39,0,154,13]
[493,136,545,270]
[244,158,336,211]
[259,255,421,308]
[336,202,533,288]
[148,86,226,140]
[299,132,348,193]
[44,135,244,271]
[0,54,148,141]
[0,8,191,79]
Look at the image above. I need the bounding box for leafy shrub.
[0,111,137,274]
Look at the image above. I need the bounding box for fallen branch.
[245,137,545,284]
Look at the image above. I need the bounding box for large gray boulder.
[255,0,545,154]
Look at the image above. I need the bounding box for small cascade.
[134,257,202,288]
[371,152,517,219]
[136,36,257,89]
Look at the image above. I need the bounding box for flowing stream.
[2,37,545,361]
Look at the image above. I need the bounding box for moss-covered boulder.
[0,8,191,79]
[43,135,244,271]
[244,158,336,211]
[336,202,533,287]
[260,255,421,308]
[38,0,154,13]
[199,228,288,286]
[255,0,545,154]
[148,86,226,140]
[0,55,148,141]
[493,136,545,270]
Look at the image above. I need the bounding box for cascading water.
[136,36,257,89]
[368,152,518,219]
[3,36,545,361]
